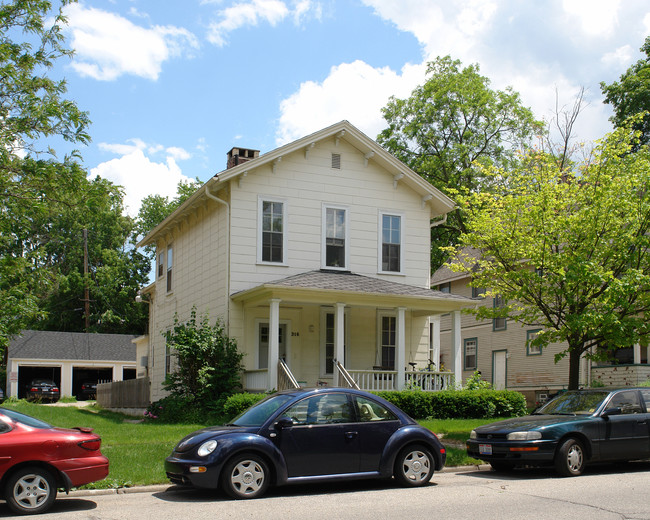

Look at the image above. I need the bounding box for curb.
[67,465,491,497]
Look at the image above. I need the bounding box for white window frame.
[257,196,288,265]
[321,204,349,270]
[378,210,404,275]
[319,307,349,377]
[157,251,164,279]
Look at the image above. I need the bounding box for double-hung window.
[464,338,477,370]
[493,295,506,331]
[379,315,396,369]
[258,197,286,264]
[323,205,348,269]
[379,213,402,273]
[527,329,542,356]
[166,245,173,293]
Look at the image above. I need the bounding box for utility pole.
[83,229,90,332]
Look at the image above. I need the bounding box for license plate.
[479,444,492,455]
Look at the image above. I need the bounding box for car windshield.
[0,407,52,428]
[230,394,295,427]
[536,391,610,415]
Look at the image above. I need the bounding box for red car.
[0,407,109,515]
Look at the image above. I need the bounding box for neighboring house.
[431,251,650,406]
[7,330,138,399]
[138,121,476,401]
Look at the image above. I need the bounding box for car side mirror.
[602,407,622,418]
[275,416,294,430]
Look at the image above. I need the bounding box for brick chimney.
[227,147,260,169]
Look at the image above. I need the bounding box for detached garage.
[7,330,137,400]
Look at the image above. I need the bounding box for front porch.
[232,271,475,393]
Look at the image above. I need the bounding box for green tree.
[447,122,650,390]
[163,308,244,409]
[3,158,150,334]
[601,36,650,149]
[133,178,202,259]
[0,0,90,343]
[378,56,541,269]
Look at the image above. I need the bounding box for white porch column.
[451,310,462,388]
[633,343,641,364]
[61,363,73,397]
[430,315,441,368]
[267,298,281,391]
[396,307,406,390]
[333,303,345,386]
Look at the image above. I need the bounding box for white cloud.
[65,4,199,81]
[276,60,425,145]
[206,0,320,46]
[601,45,635,68]
[91,141,193,216]
[561,0,621,37]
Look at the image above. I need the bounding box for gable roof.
[139,120,456,248]
[8,330,137,362]
[431,247,482,285]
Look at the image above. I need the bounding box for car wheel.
[555,438,586,477]
[5,466,58,515]
[221,453,270,499]
[394,444,434,487]
[490,461,515,472]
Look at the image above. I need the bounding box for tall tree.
[133,179,202,259]
[0,0,90,343]
[447,121,650,390]
[378,56,541,269]
[4,158,150,334]
[601,36,650,149]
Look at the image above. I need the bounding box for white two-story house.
[138,121,475,401]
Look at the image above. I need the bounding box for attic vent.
[331,153,341,169]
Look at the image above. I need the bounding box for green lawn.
[2,401,495,488]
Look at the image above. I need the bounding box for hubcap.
[402,450,431,482]
[567,445,583,472]
[231,460,265,495]
[13,474,50,510]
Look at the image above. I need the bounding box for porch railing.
[335,360,360,390]
[347,369,453,392]
[278,359,301,391]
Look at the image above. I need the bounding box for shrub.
[222,393,267,420]
[375,389,527,419]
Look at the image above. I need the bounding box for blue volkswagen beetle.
[466,387,650,476]
[165,388,446,498]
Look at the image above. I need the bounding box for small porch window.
[380,315,396,370]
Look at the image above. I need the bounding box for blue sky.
[47,0,650,216]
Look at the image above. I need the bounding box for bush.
[222,393,267,420]
[374,389,527,419]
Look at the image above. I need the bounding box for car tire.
[5,466,58,515]
[393,444,434,487]
[554,438,586,477]
[489,461,515,472]
[221,453,270,499]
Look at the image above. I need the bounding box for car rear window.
[0,408,52,429]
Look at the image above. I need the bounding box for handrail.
[278,359,301,391]
[335,360,360,390]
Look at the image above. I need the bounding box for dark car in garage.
[25,379,60,403]
[166,387,446,499]
[466,387,650,476]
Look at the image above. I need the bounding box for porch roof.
[231,270,475,314]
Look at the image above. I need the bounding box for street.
[2,463,649,520]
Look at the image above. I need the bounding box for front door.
[258,323,287,369]
[492,350,507,390]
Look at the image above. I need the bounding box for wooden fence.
[97,377,150,409]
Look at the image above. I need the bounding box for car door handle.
[345,431,358,439]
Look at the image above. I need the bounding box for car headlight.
[506,431,542,441]
[197,440,218,457]
[469,430,477,440]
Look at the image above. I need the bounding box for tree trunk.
[567,347,583,390]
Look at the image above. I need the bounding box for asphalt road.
[2,463,650,520]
